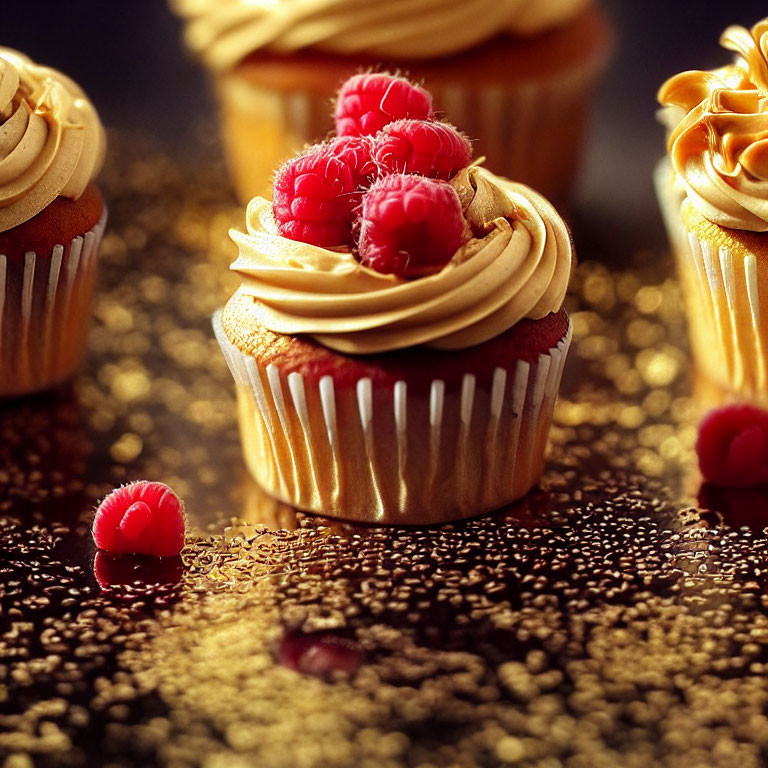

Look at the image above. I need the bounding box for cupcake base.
[213,310,571,525]
[0,196,107,398]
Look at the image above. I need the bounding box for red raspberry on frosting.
[325,135,377,187]
[273,137,375,247]
[357,173,469,278]
[335,73,433,138]
[374,119,472,180]
[92,481,186,558]
[697,404,768,487]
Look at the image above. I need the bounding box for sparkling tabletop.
[3,131,768,768]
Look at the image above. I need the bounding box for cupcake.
[213,74,573,524]
[0,48,107,397]
[170,0,612,207]
[656,19,768,403]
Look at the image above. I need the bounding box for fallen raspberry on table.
[357,174,469,278]
[335,73,433,137]
[92,481,186,557]
[375,119,472,180]
[273,141,369,247]
[697,404,768,487]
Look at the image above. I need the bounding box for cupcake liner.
[215,48,605,206]
[0,208,107,397]
[674,226,768,401]
[214,311,572,524]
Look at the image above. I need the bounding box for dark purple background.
[3,1,767,257]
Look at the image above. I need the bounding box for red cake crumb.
[374,119,472,180]
[334,73,433,137]
[697,405,768,487]
[357,174,468,278]
[222,295,569,395]
[92,481,186,557]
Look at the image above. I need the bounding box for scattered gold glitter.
[110,433,144,463]
[0,132,765,768]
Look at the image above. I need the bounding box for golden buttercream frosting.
[171,0,591,71]
[659,19,768,232]
[0,48,106,232]
[228,166,572,354]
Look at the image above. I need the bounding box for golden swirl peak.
[0,47,106,232]
[659,18,768,231]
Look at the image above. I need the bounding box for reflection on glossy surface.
[279,630,362,678]
[699,484,768,534]
[4,134,768,767]
[93,551,185,589]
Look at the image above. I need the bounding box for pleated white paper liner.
[214,47,603,206]
[0,208,107,397]
[214,311,572,524]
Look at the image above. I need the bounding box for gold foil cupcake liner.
[670,221,768,402]
[0,209,107,397]
[214,311,571,524]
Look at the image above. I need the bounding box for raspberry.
[273,137,374,247]
[325,135,377,187]
[335,73,433,137]
[374,119,472,180]
[697,404,768,487]
[357,174,469,278]
[92,481,186,557]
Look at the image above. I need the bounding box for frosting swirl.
[658,19,768,231]
[170,0,591,71]
[0,48,106,232]
[229,166,572,354]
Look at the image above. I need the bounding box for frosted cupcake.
[213,74,573,524]
[0,48,107,397]
[656,19,768,403]
[170,0,612,206]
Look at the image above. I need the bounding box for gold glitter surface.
[1,130,768,768]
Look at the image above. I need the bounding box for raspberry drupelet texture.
[357,174,469,278]
[697,404,768,488]
[273,142,366,247]
[92,481,186,557]
[335,73,434,138]
[375,120,472,180]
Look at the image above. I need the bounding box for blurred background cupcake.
[0,47,107,398]
[655,18,768,405]
[169,0,612,208]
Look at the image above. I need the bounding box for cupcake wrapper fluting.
[0,209,107,397]
[655,158,768,402]
[214,311,572,524]
[676,228,768,401]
